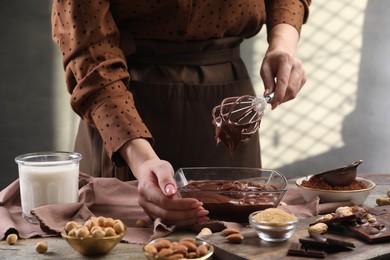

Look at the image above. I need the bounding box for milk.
[15,152,81,224]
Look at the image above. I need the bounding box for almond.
[226,233,244,243]
[144,244,158,255]
[196,244,209,256]
[222,227,240,236]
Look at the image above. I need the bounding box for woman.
[52,0,310,226]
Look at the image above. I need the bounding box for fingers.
[260,60,276,97]
[260,50,306,109]
[138,192,210,226]
[135,159,210,227]
[273,54,293,108]
[153,161,177,197]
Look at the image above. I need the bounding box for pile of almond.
[144,237,210,259]
[64,216,126,238]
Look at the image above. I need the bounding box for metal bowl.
[61,230,125,256]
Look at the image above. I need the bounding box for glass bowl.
[249,210,299,242]
[174,167,288,223]
[143,238,214,260]
[61,230,125,256]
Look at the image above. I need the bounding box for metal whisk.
[212,93,274,153]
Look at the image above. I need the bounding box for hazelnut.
[65,221,79,232]
[6,234,18,245]
[136,219,147,228]
[76,226,90,238]
[104,227,116,237]
[36,241,48,254]
[113,219,125,234]
[92,228,106,238]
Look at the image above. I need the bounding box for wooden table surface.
[1,174,389,260]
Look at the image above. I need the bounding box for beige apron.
[75,37,261,180]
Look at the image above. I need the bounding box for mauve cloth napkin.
[0,173,351,244]
[0,173,170,244]
[279,188,352,217]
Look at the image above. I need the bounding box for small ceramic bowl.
[249,210,299,242]
[61,230,125,256]
[296,176,376,205]
[143,238,214,260]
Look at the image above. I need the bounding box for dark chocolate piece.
[309,233,355,248]
[299,237,327,248]
[287,242,326,258]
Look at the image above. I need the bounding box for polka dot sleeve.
[266,0,311,35]
[51,1,152,164]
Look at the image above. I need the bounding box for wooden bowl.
[61,230,125,256]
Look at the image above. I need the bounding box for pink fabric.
[0,173,164,244]
[279,187,352,217]
[0,173,351,244]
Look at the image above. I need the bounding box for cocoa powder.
[301,175,366,190]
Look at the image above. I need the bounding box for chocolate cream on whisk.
[212,93,273,155]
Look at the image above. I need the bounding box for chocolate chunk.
[309,233,355,249]
[287,242,326,258]
[299,238,327,249]
[299,235,355,254]
[326,237,355,249]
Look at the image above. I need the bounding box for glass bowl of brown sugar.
[296,176,376,205]
[249,208,299,242]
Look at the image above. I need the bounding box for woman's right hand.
[119,138,209,226]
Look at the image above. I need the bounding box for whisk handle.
[265,92,275,103]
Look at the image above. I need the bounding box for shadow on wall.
[0,2,54,189]
[278,0,390,178]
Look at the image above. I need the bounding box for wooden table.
[1,174,390,259]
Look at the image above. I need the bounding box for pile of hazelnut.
[64,216,126,238]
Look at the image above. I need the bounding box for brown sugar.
[301,175,366,190]
[253,208,297,223]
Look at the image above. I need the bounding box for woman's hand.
[119,138,209,226]
[261,24,307,109]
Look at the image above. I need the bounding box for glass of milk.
[15,151,82,224]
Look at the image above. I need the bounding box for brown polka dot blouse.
[51,0,310,162]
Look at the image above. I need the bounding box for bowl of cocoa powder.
[296,176,375,205]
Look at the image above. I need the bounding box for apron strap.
[128,37,244,66]
[128,47,240,65]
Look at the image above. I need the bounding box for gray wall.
[277,0,390,177]
[1,1,55,189]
